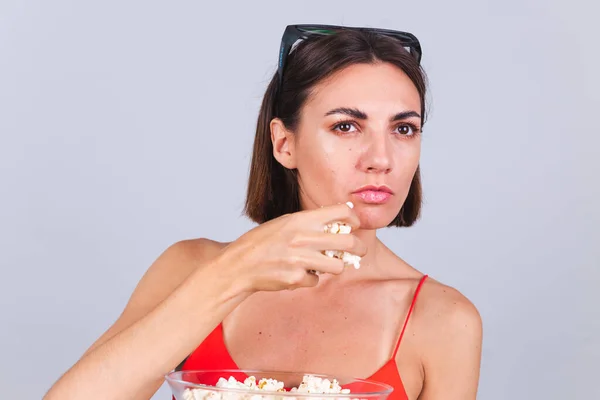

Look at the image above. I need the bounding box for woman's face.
[274,62,422,230]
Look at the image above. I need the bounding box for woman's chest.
[221,287,408,378]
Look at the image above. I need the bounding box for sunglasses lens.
[299,27,337,34]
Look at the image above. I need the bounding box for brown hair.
[244,29,428,227]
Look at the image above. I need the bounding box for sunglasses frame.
[276,24,423,92]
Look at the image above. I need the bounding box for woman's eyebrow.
[324,107,367,119]
[324,107,421,122]
[390,110,422,121]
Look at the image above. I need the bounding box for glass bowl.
[165,369,394,400]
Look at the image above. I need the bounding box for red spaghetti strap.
[392,274,429,359]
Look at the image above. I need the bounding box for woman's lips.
[352,185,393,204]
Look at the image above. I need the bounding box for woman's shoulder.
[417,276,480,322]
[411,275,483,363]
[400,275,483,396]
[151,237,230,279]
[386,251,480,327]
[126,238,230,306]
[163,237,229,262]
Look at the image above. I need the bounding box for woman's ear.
[270,118,297,169]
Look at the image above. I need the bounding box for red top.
[178,275,428,400]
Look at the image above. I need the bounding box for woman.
[44,25,482,400]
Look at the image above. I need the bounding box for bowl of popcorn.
[165,369,393,400]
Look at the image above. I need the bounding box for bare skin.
[44,62,482,400]
[219,236,481,400]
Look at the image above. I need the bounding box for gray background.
[1,0,598,399]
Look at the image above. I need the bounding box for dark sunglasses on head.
[277,24,423,91]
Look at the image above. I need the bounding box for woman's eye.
[396,124,416,135]
[334,122,356,133]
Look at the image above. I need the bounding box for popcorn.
[322,204,361,270]
[291,375,350,395]
[308,201,362,276]
[182,374,353,400]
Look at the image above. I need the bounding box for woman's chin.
[355,207,400,231]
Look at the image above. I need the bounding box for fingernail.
[346,201,354,209]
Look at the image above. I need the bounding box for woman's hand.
[215,202,367,292]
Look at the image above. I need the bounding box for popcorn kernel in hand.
[322,222,361,269]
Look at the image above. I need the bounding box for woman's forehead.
[303,62,422,117]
